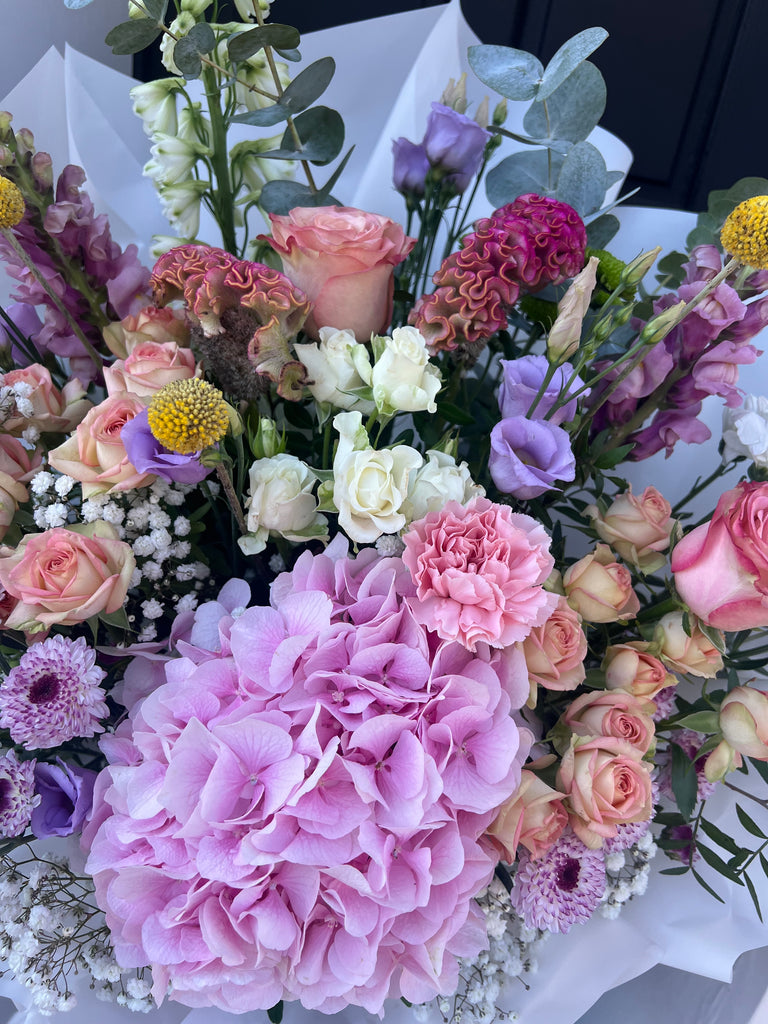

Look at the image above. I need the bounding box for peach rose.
[487,770,568,861]
[1,365,91,435]
[48,392,156,497]
[563,543,640,623]
[0,435,43,484]
[0,521,135,631]
[558,735,653,848]
[603,642,676,700]
[654,611,724,678]
[563,689,656,754]
[586,485,675,573]
[104,340,198,398]
[521,595,587,699]
[266,206,416,341]
[103,305,191,359]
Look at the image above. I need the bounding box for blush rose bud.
[586,485,675,574]
[563,544,640,623]
[705,686,768,782]
[486,770,568,861]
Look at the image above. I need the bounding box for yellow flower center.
[147,378,229,454]
[0,176,24,229]
[720,195,768,270]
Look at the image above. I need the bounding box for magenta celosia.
[410,193,586,353]
[0,635,108,749]
[83,538,532,1015]
[151,244,311,400]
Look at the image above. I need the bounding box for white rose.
[722,394,768,469]
[401,450,484,524]
[332,411,422,543]
[240,453,327,555]
[295,328,374,413]
[369,326,442,415]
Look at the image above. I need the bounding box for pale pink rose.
[103,305,191,359]
[266,206,416,341]
[48,392,155,498]
[521,595,586,697]
[654,611,724,678]
[719,686,768,760]
[1,365,91,435]
[402,497,557,651]
[563,543,640,623]
[104,340,198,397]
[586,486,675,573]
[0,521,135,631]
[672,481,768,630]
[603,642,676,699]
[558,735,653,848]
[563,689,656,754]
[0,435,43,484]
[487,770,568,860]
[0,471,28,541]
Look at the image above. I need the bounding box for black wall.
[134,0,768,212]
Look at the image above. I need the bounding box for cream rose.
[521,595,587,699]
[240,454,327,555]
[294,327,374,413]
[401,449,483,524]
[1,365,91,435]
[368,327,442,415]
[563,689,656,755]
[603,642,677,700]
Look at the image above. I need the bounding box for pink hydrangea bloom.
[83,539,531,1015]
[402,497,557,651]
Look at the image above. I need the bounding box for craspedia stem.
[215,463,248,535]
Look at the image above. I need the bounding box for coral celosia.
[83,538,532,1014]
[151,244,311,400]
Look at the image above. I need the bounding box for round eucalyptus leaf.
[105,19,162,56]
[468,44,543,101]
[555,140,607,215]
[538,27,609,100]
[231,102,289,128]
[485,150,561,208]
[523,62,606,143]
[260,107,345,165]
[227,24,301,62]
[281,57,336,115]
[260,179,338,216]
[585,213,620,249]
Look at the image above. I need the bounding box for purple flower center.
[556,856,580,892]
[28,672,60,705]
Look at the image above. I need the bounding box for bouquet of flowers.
[0,1,767,1020]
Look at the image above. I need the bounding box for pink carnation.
[83,539,531,1015]
[402,497,557,651]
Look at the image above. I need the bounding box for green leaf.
[319,144,354,195]
[259,179,333,216]
[555,140,608,216]
[696,842,744,883]
[698,818,744,857]
[592,443,634,469]
[486,150,562,208]
[760,852,768,878]
[524,62,606,143]
[659,865,690,876]
[670,743,698,820]
[65,0,96,7]
[697,618,726,653]
[468,44,544,101]
[675,710,720,733]
[267,1001,284,1024]
[586,213,620,249]
[435,402,476,426]
[538,27,609,99]
[227,24,301,62]
[232,102,289,128]
[138,0,167,18]
[281,57,336,114]
[173,23,216,78]
[744,872,764,922]
[105,18,162,55]
[750,757,768,784]
[691,866,726,903]
[260,106,344,165]
[736,803,767,839]
[655,250,687,288]
[275,47,302,63]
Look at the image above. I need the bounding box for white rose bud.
[369,326,442,416]
[722,394,768,469]
[332,411,422,543]
[240,453,327,555]
[295,328,374,414]
[401,450,484,524]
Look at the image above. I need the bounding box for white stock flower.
[368,326,441,416]
[130,79,183,137]
[240,453,327,555]
[234,0,271,23]
[158,180,209,238]
[401,449,484,524]
[332,411,423,543]
[547,255,599,362]
[722,394,768,469]
[145,134,210,187]
[295,327,374,413]
[181,0,213,14]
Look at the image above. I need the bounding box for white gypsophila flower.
[176,593,198,612]
[154,546,172,564]
[173,516,191,536]
[375,534,406,557]
[125,505,151,531]
[30,471,53,496]
[368,326,442,416]
[44,501,67,527]
[268,553,286,573]
[605,851,626,873]
[142,561,163,581]
[21,425,40,446]
[138,624,158,642]
[175,564,197,582]
[132,536,156,558]
[130,568,142,588]
[33,507,48,529]
[294,327,374,414]
[164,488,186,506]
[171,541,191,560]
[148,509,171,530]
[53,475,75,497]
[722,394,768,468]
[150,527,172,550]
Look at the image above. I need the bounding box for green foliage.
[105,18,163,55]
[232,57,336,127]
[259,107,345,165]
[685,177,768,250]
[173,23,216,79]
[227,24,301,62]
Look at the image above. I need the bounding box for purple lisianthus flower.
[121,408,212,485]
[498,355,587,425]
[31,759,97,839]
[392,138,430,198]
[490,416,576,499]
[423,102,490,193]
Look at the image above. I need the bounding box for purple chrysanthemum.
[603,818,650,854]
[511,827,605,933]
[0,750,38,837]
[0,636,108,749]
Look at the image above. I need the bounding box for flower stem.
[215,462,248,534]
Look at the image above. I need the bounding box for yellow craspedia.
[0,176,24,229]
[147,378,229,454]
[720,195,768,270]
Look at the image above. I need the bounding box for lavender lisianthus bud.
[422,102,491,193]
[392,138,430,198]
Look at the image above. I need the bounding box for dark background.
[134,0,768,213]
